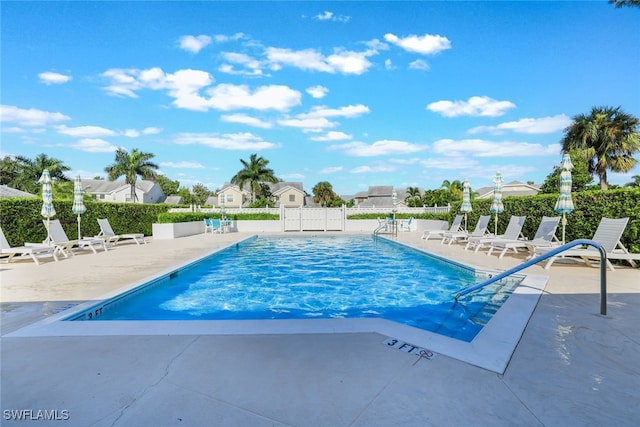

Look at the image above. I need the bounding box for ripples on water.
[89,235,519,342]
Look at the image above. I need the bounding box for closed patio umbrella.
[39,169,56,244]
[72,175,87,239]
[489,172,504,236]
[554,153,574,244]
[461,179,472,231]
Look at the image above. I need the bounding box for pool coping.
[5,234,548,374]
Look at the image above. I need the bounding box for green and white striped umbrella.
[489,171,504,235]
[72,175,87,239]
[461,179,472,231]
[554,153,574,244]
[39,169,56,244]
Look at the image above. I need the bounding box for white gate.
[282,207,345,231]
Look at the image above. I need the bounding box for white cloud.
[277,117,336,131]
[384,33,451,55]
[221,114,273,129]
[218,52,264,76]
[101,67,301,112]
[427,96,516,117]
[431,138,560,158]
[123,129,139,137]
[301,104,370,119]
[409,59,429,70]
[160,161,204,169]
[280,172,306,180]
[306,85,329,99]
[143,127,163,135]
[213,33,245,43]
[178,35,212,53]
[467,114,572,135]
[310,131,352,141]
[56,125,117,138]
[70,138,118,153]
[265,47,374,75]
[320,166,344,174]
[206,84,301,112]
[384,59,394,70]
[314,11,350,22]
[0,105,71,126]
[38,71,72,85]
[331,140,428,157]
[173,132,278,151]
[351,164,397,173]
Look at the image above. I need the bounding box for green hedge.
[448,188,640,253]
[2,188,638,252]
[0,198,168,246]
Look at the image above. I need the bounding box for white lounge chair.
[34,219,107,257]
[442,215,491,245]
[97,218,146,245]
[0,226,58,265]
[486,216,560,259]
[536,217,639,271]
[421,215,463,241]
[465,215,526,253]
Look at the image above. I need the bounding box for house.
[475,181,541,199]
[270,182,306,207]
[216,183,251,208]
[216,182,307,208]
[82,179,165,203]
[353,186,408,208]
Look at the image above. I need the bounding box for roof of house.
[81,179,157,193]
[0,185,37,198]
[270,182,304,194]
[367,185,394,197]
[475,181,541,199]
[164,196,184,204]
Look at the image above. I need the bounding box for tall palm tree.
[561,106,640,190]
[231,154,278,203]
[12,153,71,193]
[104,148,158,202]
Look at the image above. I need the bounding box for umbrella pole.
[46,218,51,245]
[562,213,567,245]
[77,214,82,239]
[494,213,498,235]
[464,213,468,232]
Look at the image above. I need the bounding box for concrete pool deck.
[1,231,639,426]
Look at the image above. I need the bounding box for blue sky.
[2,1,639,196]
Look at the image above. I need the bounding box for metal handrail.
[454,239,608,315]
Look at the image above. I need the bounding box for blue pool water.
[69,235,520,342]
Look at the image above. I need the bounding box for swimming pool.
[67,235,521,342]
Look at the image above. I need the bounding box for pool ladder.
[373,220,398,237]
[454,239,608,315]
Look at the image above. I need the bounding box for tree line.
[2,106,639,205]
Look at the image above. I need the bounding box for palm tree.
[440,179,463,200]
[12,153,71,193]
[624,175,640,187]
[104,148,159,202]
[561,106,640,190]
[312,181,336,206]
[231,154,278,203]
[405,186,421,207]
